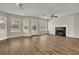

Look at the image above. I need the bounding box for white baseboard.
[49,33,79,38]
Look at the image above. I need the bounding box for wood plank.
[0,34,79,55]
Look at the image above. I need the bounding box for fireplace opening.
[55,27,66,37]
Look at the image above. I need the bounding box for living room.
[0,3,79,55]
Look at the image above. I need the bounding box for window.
[23,18,29,32]
[39,20,48,33]
[31,19,38,35]
[11,18,20,32]
[0,17,5,33]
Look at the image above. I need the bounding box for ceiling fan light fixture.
[16,3,23,10]
[51,14,58,19]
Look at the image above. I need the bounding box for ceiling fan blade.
[53,16,58,18]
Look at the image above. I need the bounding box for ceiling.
[0,3,79,19]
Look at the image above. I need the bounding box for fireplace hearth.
[55,27,66,37]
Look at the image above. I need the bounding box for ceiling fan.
[50,14,58,19]
[16,3,31,16]
[16,3,23,10]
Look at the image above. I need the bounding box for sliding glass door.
[23,18,48,35]
[23,17,30,35]
[31,19,38,35]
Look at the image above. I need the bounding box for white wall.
[48,15,75,37]
[48,13,79,38]
[73,14,79,38]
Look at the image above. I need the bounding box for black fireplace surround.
[55,27,66,37]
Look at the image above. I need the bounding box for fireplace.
[55,27,66,37]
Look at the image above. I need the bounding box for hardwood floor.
[0,34,79,55]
